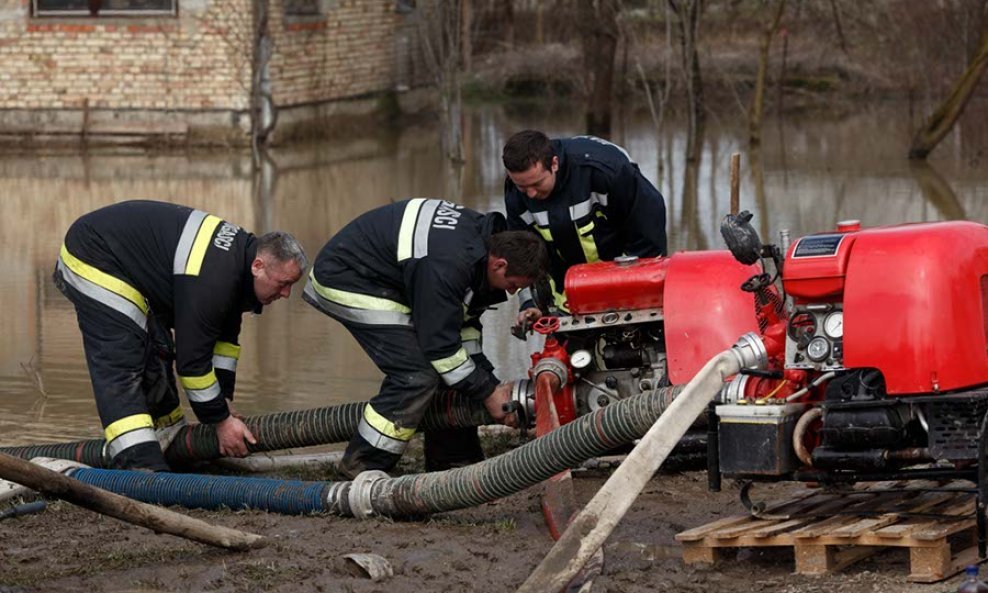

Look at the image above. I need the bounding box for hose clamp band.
[348,470,389,519]
[511,379,535,425]
[533,357,568,385]
[732,332,768,370]
[720,374,749,404]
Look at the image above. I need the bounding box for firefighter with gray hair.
[54,200,307,471]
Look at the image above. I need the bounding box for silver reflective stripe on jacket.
[356,419,410,455]
[56,259,148,331]
[304,278,413,326]
[172,209,210,274]
[212,354,237,372]
[184,382,222,403]
[569,192,609,220]
[105,427,158,459]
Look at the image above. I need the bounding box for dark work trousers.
[337,319,488,478]
[54,269,180,471]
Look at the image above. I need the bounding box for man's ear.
[490,256,508,272]
[251,257,265,277]
[550,156,559,173]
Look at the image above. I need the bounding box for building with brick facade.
[0,0,425,144]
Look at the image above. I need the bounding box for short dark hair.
[257,231,308,270]
[502,129,554,173]
[488,230,549,279]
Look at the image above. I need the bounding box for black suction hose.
[0,389,492,467]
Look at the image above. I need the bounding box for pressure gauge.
[806,336,831,362]
[823,311,844,339]
[570,349,593,369]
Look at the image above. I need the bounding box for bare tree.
[580,0,621,137]
[250,0,275,169]
[416,0,466,197]
[749,0,786,147]
[909,13,988,159]
[668,0,705,163]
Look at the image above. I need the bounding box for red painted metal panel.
[664,251,762,385]
[841,222,988,394]
[565,256,669,314]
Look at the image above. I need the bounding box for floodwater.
[1,100,986,445]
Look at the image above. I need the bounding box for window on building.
[284,0,320,16]
[33,0,177,17]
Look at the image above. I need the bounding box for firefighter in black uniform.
[502,129,667,324]
[54,200,307,471]
[303,198,549,477]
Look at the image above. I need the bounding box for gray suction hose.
[68,383,687,519]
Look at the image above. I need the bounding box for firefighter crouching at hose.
[303,198,550,478]
[54,200,307,471]
[502,129,668,325]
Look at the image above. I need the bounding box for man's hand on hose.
[215,415,257,457]
[484,382,518,428]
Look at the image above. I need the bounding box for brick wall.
[0,0,403,113]
[271,0,401,107]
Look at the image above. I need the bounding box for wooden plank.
[749,516,819,538]
[682,544,728,565]
[907,543,951,583]
[794,543,834,575]
[676,514,759,541]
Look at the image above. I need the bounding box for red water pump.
[518,211,988,491]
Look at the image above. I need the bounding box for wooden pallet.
[675,480,980,583]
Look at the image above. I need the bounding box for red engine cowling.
[784,221,988,394]
[565,251,762,385]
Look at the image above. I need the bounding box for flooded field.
[1,99,987,592]
[2,100,985,444]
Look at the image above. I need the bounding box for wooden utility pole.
[730,152,741,215]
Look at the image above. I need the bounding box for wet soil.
[0,465,962,593]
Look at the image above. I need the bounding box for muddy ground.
[0,445,968,593]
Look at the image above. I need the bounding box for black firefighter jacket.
[61,199,262,424]
[305,199,508,402]
[504,135,667,308]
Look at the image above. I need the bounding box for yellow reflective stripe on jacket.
[432,347,476,386]
[179,371,222,403]
[212,341,241,372]
[309,272,410,312]
[173,210,222,276]
[432,347,469,374]
[535,226,552,242]
[104,413,154,442]
[461,326,482,355]
[363,404,416,441]
[397,198,426,261]
[577,220,600,263]
[460,327,481,342]
[59,244,149,314]
[154,406,185,429]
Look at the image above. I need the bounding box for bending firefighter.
[502,129,667,323]
[54,200,307,471]
[304,198,549,477]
